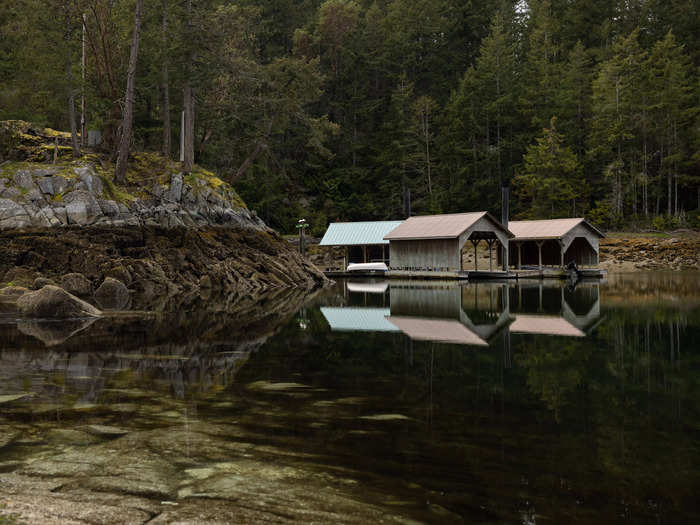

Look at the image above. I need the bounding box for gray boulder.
[168,172,183,202]
[74,166,103,195]
[0,198,31,229]
[60,272,92,296]
[94,277,130,310]
[64,190,101,225]
[16,285,102,318]
[32,277,56,289]
[50,175,70,195]
[12,170,35,190]
[36,177,54,194]
[31,167,59,177]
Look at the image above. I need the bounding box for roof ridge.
[403,211,487,219]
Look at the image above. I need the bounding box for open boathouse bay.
[0,273,699,523]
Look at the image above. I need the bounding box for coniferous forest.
[1,0,698,234]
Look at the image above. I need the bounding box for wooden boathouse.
[505,218,604,271]
[319,220,403,269]
[384,212,513,278]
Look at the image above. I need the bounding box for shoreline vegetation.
[0,121,328,313]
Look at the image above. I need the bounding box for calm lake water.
[1,272,699,524]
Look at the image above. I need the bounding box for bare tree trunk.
[65,5,81,158]
[161,0,171,158]
[80,13,86,148]
[115,0,143,184]
[182,0,195,173]
[67,47,81,157]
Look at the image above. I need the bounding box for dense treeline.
[1,0,698,233]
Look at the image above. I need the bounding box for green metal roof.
[319,221,404,246]
[320,307,400,332]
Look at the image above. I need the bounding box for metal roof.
[384,212,512,241]
[508,218,604,240]
[387,316,489,346]
[320,307,399,332]
[319,221,404,246]
[510,314,586,337]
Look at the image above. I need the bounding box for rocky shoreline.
[599,233,700,272]
[0,134,327,301]
[0,225,326,309]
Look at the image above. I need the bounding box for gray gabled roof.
[320,221,404,246]
[508,218,604,240]
[384,212,513,241]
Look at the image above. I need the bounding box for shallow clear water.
[1,272,699,523]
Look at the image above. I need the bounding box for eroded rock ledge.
[0,226,326,298]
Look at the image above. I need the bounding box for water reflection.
[0,274,698,523]
[0,288,314,401]
[323,280,602,345]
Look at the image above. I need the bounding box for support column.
[536,241,544,270]
[486,238,496,272]
[470,238,480,271]
[362,245,367,263]
[559,240,565,268]
[502,240,508,272]
[516,242,522,269]
[382,244,386,264]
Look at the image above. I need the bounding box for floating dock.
[323,268,606,280]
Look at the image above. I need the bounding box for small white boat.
[346,281,389,293]
[346,262,388,273]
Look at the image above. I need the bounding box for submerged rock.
[44,428,101,446]
[94,277,129,310]
[16,285,102,318]
[0,431,19,449]
[85,425,129,437]
[17,317,97,346]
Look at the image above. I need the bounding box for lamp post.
[296,218,309,256]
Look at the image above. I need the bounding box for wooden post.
[559,240,564,268]
[536,241,544,270]
[516,242,522,269]
[470,238,479,271]
[486,238,495,272]
[362,245,367,263]
[382,244,386,264]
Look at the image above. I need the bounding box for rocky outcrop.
[16,285,102,318]
[0,122,327,293]
[1,226,326,298]
[0,162,264,230]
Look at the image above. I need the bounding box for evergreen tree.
[513,117,580,218]
[647,30,694,216]
[590,29,648,220]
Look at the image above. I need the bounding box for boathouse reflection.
[322,280,602,345]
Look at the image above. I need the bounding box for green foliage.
[0,0,698,232]
[513,117,580,218]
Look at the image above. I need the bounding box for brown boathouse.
[384,212,513,274]
[506,218,604,269]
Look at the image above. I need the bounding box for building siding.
[390,239,460,271]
